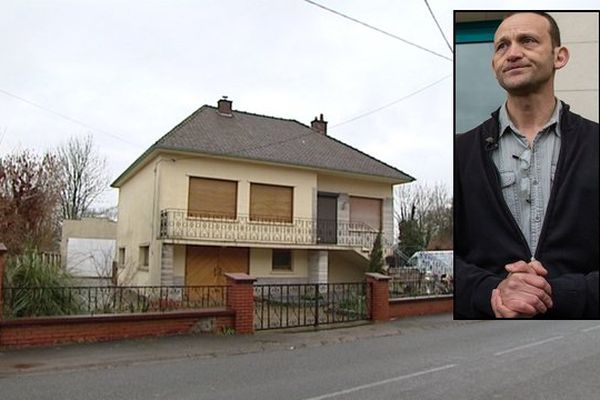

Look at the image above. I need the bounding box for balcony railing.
[159,209,381,248]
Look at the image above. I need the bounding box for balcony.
[159,209,381,248]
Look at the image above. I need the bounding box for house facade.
[112,98,413,287]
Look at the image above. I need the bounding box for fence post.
[225,273,256,334]
[365,272,391,322]
[0,243,7,321]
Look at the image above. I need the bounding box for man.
[455,12,599,318]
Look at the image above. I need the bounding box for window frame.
[138,245,150,270]
[118,247,126,267]
[272,249,293,272]
[187,176,238,220]
[249,182,294,223]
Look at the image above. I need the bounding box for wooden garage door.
[185,246,249,286]
[349,196,382,230]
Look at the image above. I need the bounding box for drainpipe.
[151,157,175,284]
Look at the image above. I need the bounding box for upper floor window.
[188,177,237,219]
[250,183,293,223]
[349,196,382,231]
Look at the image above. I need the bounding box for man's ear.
[554,46,569,70]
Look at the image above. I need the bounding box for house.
[111,98,414,287]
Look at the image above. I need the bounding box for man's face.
[492,13,558,95]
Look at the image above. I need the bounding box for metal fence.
[2,285,228,319]
[253,282,369,330]
[388,275,453,298]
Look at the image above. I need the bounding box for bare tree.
[57,134,109,220]
[394,182,452,259]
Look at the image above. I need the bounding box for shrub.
[3,248,81,318]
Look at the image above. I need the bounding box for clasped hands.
[491,259,553,318]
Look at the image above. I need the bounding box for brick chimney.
[311,114,327,135]
[217,96,233,116]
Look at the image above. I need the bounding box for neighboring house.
[60,217,117,284]
[112,98,414,287]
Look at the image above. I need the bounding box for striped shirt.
[491,100,562,255]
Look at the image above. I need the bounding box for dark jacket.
[455,103,599,319]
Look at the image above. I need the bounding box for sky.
[1,0,597,210]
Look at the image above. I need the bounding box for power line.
[330,74,451,129]
[0,87,142,148]
[302,0,452,62]
[423,0,453,54]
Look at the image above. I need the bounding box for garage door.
[185,246,249,286]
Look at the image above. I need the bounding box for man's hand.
[491,288,522,318]
[506,260,548,277]
[491,260,553,318]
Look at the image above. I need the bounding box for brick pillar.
[225,273,256,334]
[365,272,391,322]
[0,243,7,321]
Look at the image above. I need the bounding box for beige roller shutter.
[188,177,237,219]
[349,196,382,230]
[250,183,293,222]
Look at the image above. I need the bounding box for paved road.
[1,315,599,399]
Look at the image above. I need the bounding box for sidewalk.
[0,313,461,378]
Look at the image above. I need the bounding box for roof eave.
[113,146,414,186]
[111,146,160,188]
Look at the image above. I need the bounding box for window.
[349,196,382,230]
[118,247,126,267]
[139,245,149,269]
[188,177,237,219]
[455,19,505,133]
[250,183,293,223]
[272,249,292,271]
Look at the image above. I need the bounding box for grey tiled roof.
[114,106,414,186]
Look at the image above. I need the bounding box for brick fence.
[389,295,453,318]
[365,272,452,320]
[0,242,451,349]
[0,249,255,348]
[0,310,235,348]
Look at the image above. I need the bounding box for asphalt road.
[1,317,599,399]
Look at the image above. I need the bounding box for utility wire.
[0,87,142,148]
[302,0,452,62]
[231,74,451,155]
[423,0,453,54]
[330,74,451,129]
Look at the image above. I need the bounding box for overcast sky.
[1,0,596,210]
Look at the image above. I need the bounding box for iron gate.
[253,282,369,330]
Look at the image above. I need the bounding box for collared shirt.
[491,100,562,255]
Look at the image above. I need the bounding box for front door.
[185,246,249,286]
[317,193,337,244]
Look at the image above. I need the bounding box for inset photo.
[454,11,599,319]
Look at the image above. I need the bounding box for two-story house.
[112,98,414,287]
